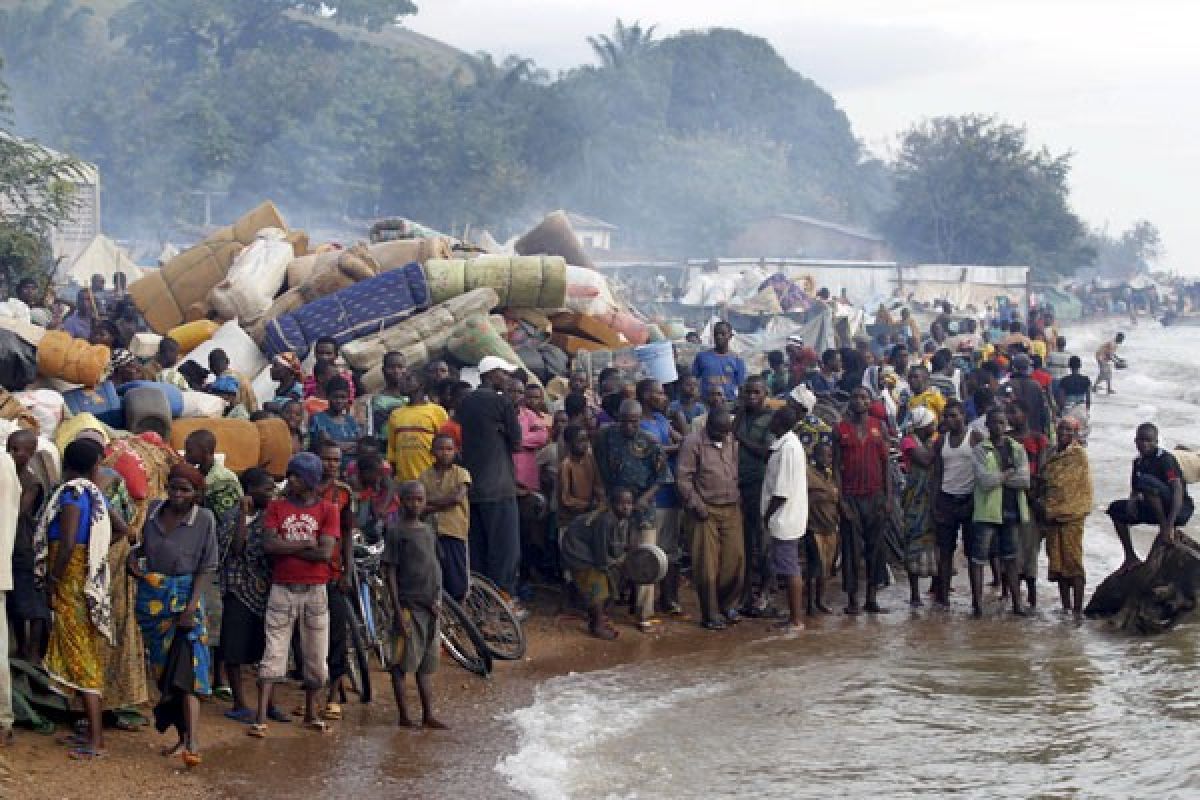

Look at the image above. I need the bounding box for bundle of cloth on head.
[909,405,937,431]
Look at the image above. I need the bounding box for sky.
[406,0,1199,272]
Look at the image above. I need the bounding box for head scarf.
[287,452,323,490]
[167,462,206,493]
[273,353,304,380]
[789,385,817,414]
[909,406,937,431]
[109,348,137,373]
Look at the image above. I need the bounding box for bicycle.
[344,529,393,702]
[439,594,493,677]
[461,572,527,661]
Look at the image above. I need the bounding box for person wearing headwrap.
[109,349,141,386]
[899,405,939,606]
[269,353,305,406]
[249,450,339,735]
[134,458,218,768]
[1039,416,1093,614]
[788,385,831,466]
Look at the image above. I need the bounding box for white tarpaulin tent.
[900,264,1029,309]
[57,234,145,287]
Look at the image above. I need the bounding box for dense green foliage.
[1086,220,1161,278]
[0,3,885,258]
[881,114,1095,278]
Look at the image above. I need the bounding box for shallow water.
[497,321,1200,800]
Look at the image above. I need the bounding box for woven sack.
[425,259,467,305]
[36,331,110,388]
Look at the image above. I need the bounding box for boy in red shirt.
[249,453,340,737]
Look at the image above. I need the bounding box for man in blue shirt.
[691,321,746,404]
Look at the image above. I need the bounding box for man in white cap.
[459,356,526,614]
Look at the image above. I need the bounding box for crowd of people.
[0,277,1187,773]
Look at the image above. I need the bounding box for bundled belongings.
[424,256,567,308]
[251,241,439,342]
[63,382,123,428]
[128,201,292,333]
[369,218,450,243]
[36,331,109,388]
[447,313,528,372]
[169,417,291,477]
[166,319,220,355]
[262,262,430,358]
[515,211,595,271]
[116,381,185,418]
[182,319,269,386]
[344,288,499,388]
[207,227,296,325]
[121,385,173,438]
[0,329,39,391]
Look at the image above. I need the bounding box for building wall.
[50,178,101,266]
[729,217,891,262]
[578,228,612,251]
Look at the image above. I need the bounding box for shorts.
[219,593,266,666]
[968,521,1019,565]
[1106,495,1194,527]
[934,492,974,552]
[389,606,440,675]
[438,536,469,603]
[7,567,50,622]
[259,583,329,689]
[770,538,805,578]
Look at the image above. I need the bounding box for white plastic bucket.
[635,341,678,383]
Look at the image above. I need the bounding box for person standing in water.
[931,401,979,607]
[1040,418,1093,614]
[834,386,891,615]
[971,408,1030,617]
[1094,333,1124,395]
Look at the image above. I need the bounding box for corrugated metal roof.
[770,213,884,243]
[565,211,618,231]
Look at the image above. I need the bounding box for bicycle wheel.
[346,617,373,703]
[463,573,527,661]
[369,578,394,670]
[439,595,492,677]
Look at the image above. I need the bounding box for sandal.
[181,750,202,768]
[247,724,268,739]
[304,719,330,733]
[68,746,106,761]
[212,686,233,702]
[320,703,342,721]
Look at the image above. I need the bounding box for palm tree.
[587,18,658,69]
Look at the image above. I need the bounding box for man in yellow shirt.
[907,364,946,424]
[387,372,449,482]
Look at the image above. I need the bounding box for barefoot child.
[385,481,447,729]
[805,441,839,616]
[559,487,637,640]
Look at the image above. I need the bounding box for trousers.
[840,494,887,597]
[469,498,521,597]
[689,503,745,623]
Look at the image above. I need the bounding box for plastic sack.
[208,227,295,324]
[564,266,618,315]
[183,319,269,382]
[179,390,225,419]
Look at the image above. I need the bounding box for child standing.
[419,434,471,603]
[308,376,361,468]
[385,481,447,729]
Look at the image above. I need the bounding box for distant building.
[565,211,617,252]
[0,135,100,267]
[729,213,891,262]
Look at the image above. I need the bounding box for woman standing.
[34,439,116,760]
[132,464,218,769]
[900,406,939,607]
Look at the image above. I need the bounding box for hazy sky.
[408,0,1197,271]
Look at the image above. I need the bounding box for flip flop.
[68,746,106,761]
[247,724,268,739]
[224,708,256,724]
[320,703,342,721]
[304,719,330,733]
[181,750,202,769]
[212,686,234,702]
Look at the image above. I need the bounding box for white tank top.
[941,431,975,496]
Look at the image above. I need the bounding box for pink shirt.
[513,408,550,491]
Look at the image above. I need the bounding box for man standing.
[593,399,670,631]
[931,401,979,606]
[762,407,808,634]
[1007,354,1052,437]
[459,356,524,609]
[691,320,746,404]
[1106,422,1193,571]
[676,409,743,630]
[733,376,775,615]
[834,386,891,615]
[1095,333,1125,395]
[808,350,841,397]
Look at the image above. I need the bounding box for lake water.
[497,321,1200,800]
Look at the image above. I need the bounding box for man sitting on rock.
[1107,422,1193,571]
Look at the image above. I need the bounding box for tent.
[56,234,145,288]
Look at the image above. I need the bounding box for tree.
[587,19,657,69]
[0,57,83,281]
[1087,220,1162,278]
[882,114,1092,277]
